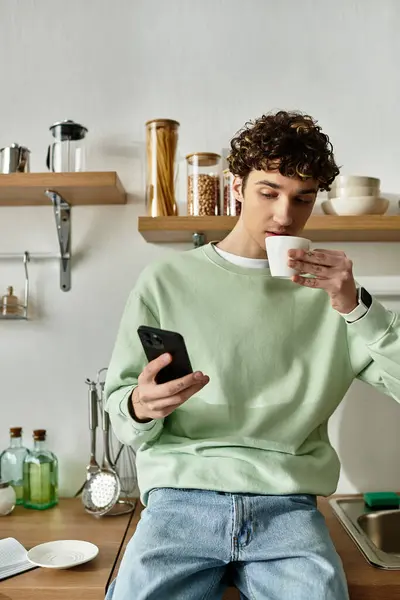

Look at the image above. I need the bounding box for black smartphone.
[137,325,193,384]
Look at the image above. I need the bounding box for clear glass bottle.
[0,428,29,504]
[145,119,180,216]
[23,430,58,510]
[187,152,221,216]
[223,169,242,216]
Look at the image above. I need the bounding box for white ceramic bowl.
[331,175,380,188]
[322,197,389,216]
[328,185,380,199]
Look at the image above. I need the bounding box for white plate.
[27,540,99,569]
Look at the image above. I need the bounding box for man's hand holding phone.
[131,353,210,423]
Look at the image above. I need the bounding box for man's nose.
[272,199,293,227]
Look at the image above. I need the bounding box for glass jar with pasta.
[145,119,179,216]
[187,152,221,216]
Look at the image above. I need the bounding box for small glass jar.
[0,481,16,516]
[187,152,221,216]
[1,286,24,317]
[222,169,241,216]
[145,119,180,217]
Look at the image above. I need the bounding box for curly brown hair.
[227,111,339,192]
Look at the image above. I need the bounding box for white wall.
[1,0,400,497]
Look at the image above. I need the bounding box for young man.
[105,111,400,600]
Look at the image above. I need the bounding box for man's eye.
[296,197,313,204]
[260,193,276,199]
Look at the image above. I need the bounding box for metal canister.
[0,143,30,174]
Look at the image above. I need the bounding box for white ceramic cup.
[265,235,311,278]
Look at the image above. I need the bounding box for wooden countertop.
[1,496,399,600]
[0,499,134,600]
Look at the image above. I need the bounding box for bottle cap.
[10,427,22,437]
[33,429,46,441]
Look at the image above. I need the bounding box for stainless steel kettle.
[0,143,30,173]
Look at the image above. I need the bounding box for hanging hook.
[192,233,206,248]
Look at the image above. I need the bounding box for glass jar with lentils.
[186,152,221,216]
[222,169,241,216]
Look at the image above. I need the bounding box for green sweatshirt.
[105,243,400,506]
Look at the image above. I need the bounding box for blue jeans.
[106,488,349,600]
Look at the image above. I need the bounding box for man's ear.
[232,176,244,203]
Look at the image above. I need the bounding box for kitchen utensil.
[81,389,121,517]
[96,368,116,465]
[46,119,88,172]
[0,144,30,173]
[27,540,98,569]
[265,236,311,278]
[74,379,101,497]
[115,442,137,498]
[322,197,389,216]
[96,368,136,516]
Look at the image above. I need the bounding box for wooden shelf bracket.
[45,190,71,291]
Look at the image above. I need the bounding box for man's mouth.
[265,231,290,237]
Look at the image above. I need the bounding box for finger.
[140,353,172,384]
[288,259,334,278]
[288,249,341,267]
[313,249,346,255]
[143,381,209,414]
[146,372,209,400]
[291,275,329,289]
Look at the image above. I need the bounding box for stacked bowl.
[322,175,389,215]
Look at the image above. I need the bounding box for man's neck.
[217,219,268,259]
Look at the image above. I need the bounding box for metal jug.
[0,144,30,173]
[46,120,88,172]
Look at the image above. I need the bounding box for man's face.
[233,170,319,251]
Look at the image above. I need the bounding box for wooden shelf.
[0,171,127,206]
[138,215,400,243]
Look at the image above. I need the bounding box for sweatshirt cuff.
[119,388,158,432]
[346,297,395,345]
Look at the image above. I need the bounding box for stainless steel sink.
[330,497,400,569]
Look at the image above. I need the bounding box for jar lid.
[0,480,11,489]
[186,152,221,167]
[0,143,31,153]
[10,427,22,437]
[50,120,88,141]
[145,118,180,128]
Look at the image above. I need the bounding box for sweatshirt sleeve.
[105,290,164,450]
[346,297,400,402]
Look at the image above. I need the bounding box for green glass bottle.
[23,429,58,510]
[0,427,29,504]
